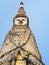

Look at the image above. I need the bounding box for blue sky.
[0,0,49,65]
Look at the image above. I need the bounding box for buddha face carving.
[14,17,27,25]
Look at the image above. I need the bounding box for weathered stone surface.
[0,27,43,65]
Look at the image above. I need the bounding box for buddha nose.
[19,20,23,24]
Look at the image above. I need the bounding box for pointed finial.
[20,1,24,7]
[20,1,23,5]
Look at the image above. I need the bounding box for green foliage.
[25,50,31,56]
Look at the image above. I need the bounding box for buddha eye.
[17,19,20,21]
[22,19,25,21]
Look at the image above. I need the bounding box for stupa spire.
[14,1,28,18]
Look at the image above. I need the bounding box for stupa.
[0,2,44,65]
